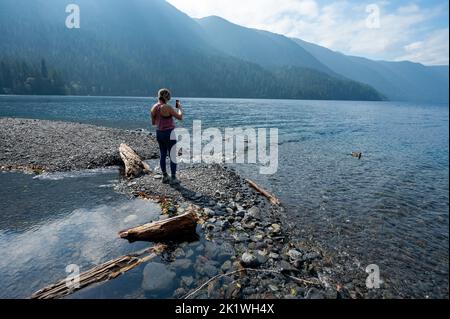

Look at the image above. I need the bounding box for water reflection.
[0,171,160,298]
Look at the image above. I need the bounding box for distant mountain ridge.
[197,16,332,75]
[293,38,449,103]
[0,0,447,102]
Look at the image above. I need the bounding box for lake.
[0,95,448,298]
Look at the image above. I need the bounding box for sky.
[167,0,449,66]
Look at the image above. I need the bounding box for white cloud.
[167,0,449,65]
[397,28,449,65]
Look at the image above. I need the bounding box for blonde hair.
[158,88,171,103]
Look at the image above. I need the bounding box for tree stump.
[119,143,150,178]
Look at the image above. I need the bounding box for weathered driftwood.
[119,143,150,178]
[351,152,362,159]
[119,211,199,242]
[30,244,167,299]
[246,179,281,206]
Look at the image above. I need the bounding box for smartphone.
[176,100,180,108]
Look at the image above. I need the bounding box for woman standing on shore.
[151,88,183,185]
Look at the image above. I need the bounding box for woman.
[151,88,183,185]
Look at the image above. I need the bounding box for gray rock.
[203,208,215,217]
[240,252,263,268]
[174,248,185,258]
[208,200,216,207]
[222,220,231,230]
[251,234,264,242]
[221,260,232,272]
[256,253,268,265]
[234,233,249,243]
[142,263,176,293]
[172,259,193,271]
[215,210,226,217]
[269,252,280,260]
[302,252,321,262]
[217,242,235,261]
[236,210,246,218]
[173,288,186,299]
[247,206,260,218]
[184,249,194,258]
[181,276,194,288]
[271,224,281,234]
[193,193,203,200]
[215,202,225,210]
[204,241,219,259]
[288,249,303,260]
[243,221,256,230]
[279,260,297,272]
[198,261,219,277]
[269,285,279,292]
[306,288,326,299]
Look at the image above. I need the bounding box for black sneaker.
[162,173,170,184]
[170,176,180,185]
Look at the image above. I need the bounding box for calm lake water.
[0,95,448,298]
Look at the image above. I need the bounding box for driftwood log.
[119,143,150,178]
[119,211,199,242]
[30,244,166,299]
[351,152,362,159]
[246,179,281,206]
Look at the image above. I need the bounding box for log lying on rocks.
[119,211,199,242]
[119,143,150,178]
[30,244,166,299]
[246,179,281,206]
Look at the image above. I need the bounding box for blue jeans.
[156,129,177,177]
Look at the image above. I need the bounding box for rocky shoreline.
[0,118,159,173]
[1,118,377,299]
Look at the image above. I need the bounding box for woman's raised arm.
[170,104,183,121]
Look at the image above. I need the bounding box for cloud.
[397,28,449,65]
[167,0,449,65]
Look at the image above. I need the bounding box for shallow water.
[0,95,448,298]
[0,170,161,298]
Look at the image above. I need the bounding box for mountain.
[293,38,449,103]
[0,0,386,100]
[197,16,332,74]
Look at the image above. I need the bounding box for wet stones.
[195,258,219,277]
[203,208,215,217]
[288,249,303,260]
[181,276,194,288]
[247,206,260,218]
[142,262,176,294]
[240,252,258,267]
[217,242,235,262]
[270,224,281,235]
[240,251,267,268]
[171,259,193,272]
